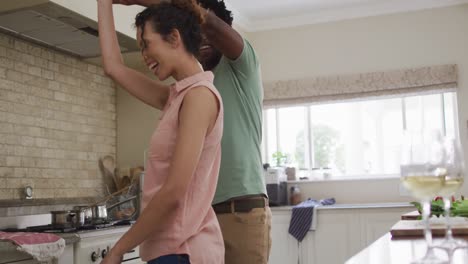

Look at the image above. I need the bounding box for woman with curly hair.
[97,0,224,263]
[113,0,271,263]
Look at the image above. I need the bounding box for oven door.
[122,248,144,263]
[122,247,146,264]
[122,258,144,264]
[0,249,38,264]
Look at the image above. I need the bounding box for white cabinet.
[270,206,411,264]
[358,209,405,247]
[269,210,299,264]
[297,229,314,264]
[57,244,74,264]
[304,210,361,264]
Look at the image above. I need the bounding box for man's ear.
[168,29,182,49]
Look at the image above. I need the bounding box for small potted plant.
[272,151,287,167]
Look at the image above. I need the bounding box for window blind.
[263,64,457,108]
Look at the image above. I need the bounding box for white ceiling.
[225,0,468,31]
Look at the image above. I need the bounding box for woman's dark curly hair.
[135,0,204,56]
[197,0,233,26]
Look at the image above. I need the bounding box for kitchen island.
[345,232,468,263]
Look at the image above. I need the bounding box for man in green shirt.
[197,1,271,264]
[114,0,271,263]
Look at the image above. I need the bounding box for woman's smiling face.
[137,21,180,81]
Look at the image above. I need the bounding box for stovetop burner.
[1,220,133,234]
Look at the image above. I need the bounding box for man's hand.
[112,0,161,6]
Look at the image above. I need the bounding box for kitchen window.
[262,91,458,180]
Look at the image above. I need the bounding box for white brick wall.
[0,33,116,200]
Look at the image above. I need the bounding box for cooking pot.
[90,204,108,223]
[51,210,84,227]
[73,206,93,225]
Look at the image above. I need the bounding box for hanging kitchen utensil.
[89,185,131,208]
[106,195,137,211]
[107,195,138,221]
[99,155,118,194]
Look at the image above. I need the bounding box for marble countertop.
[270,202,413,211]
[346,232,467,264]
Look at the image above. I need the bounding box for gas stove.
[1,220,143,263]
[1,220,132,234]
[74,224,142,264]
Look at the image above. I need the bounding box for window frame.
[262,91,459,181]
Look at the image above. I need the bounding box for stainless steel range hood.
[0,2,139,58]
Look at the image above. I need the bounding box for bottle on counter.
[290,185,302,205]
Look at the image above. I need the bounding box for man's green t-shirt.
[212,38,266,204]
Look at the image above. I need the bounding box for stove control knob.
[102,248,108,259]
[91,251,99,262]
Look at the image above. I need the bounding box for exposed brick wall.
[0,33,116,200]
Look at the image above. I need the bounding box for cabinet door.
[298,231,315,264]
[270,210,299,264]
[56,244,74,264]
[359,207,409,248]
[311,210,360,264]
[0,249,36,264]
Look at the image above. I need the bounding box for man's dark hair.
[197,0,233,26]
[135,0,203,56]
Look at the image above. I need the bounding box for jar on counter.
[290,185,302,205]
[285,167,296,181]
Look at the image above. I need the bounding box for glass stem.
[423,200,434,246]
[444,197,454,240]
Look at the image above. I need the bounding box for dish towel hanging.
[288,198,335,242]
[0,231,65,262]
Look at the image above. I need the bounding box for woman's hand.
[100,250,123,264]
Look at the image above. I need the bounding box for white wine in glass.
[401,174,446,201]
[438,178,464,197]
[435,137,467,255]
[400,130,448,264]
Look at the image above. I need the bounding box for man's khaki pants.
[216,206,272,264]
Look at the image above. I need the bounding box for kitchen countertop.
[0,198,98,208]
[0,197,100,217]
[270,202,413,211]
[345,232,467,264]
[57,233,81,244]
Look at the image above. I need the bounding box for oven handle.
[122,257,142,263]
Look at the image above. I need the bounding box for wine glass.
[435,137,467,255]
[400,130,448,264]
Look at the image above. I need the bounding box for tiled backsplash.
[0,32,116,200]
